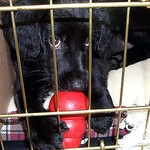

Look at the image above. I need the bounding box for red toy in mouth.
[49,91,88,148]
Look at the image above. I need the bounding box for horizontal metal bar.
[0,2,150,12]
[63,144,120,150]
[65,142,150,150]
[0,106,149,118]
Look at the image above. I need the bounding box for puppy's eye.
[48,36,61,49]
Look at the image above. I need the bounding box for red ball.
[49,92,88,148]
[62,137,82,148]
[62,119,86,138]
[49,92,88,119]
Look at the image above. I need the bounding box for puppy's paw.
[29,117,68,150]
[91,113,114,134]
[109,53,123,69]
[30,132,63,150]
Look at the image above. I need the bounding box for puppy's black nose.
[71,79,86,91]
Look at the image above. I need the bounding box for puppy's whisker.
[33,78,50,84]
[31,84,52,93]
[24,70,47,78]
[28,70,46,74]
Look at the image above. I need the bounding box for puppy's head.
[2,0,113,93]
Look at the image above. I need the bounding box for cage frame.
[0,0,150,149]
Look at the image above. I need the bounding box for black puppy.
[3,0,150,149]
[2,0,116,149]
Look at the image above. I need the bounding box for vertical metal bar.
[0,133,5,150]
[141,109,150,150]
[9,0,33,149]
[116,0,131,145]
[88,0,93,147]
[100,140,105,150]
[49,0,61,125]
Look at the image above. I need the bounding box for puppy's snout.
[59,71,88,91]
[71,79,86,91]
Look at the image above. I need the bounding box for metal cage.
[0,0,150,149]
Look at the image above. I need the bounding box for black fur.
[109,3,150,68]
[2,0,150,149]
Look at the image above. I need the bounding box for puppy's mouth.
[43,88,87,110]
[43,79,88,110]
[43,90,82,110]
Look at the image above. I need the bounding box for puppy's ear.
[2,1,51,62]
[2,8,48,62]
